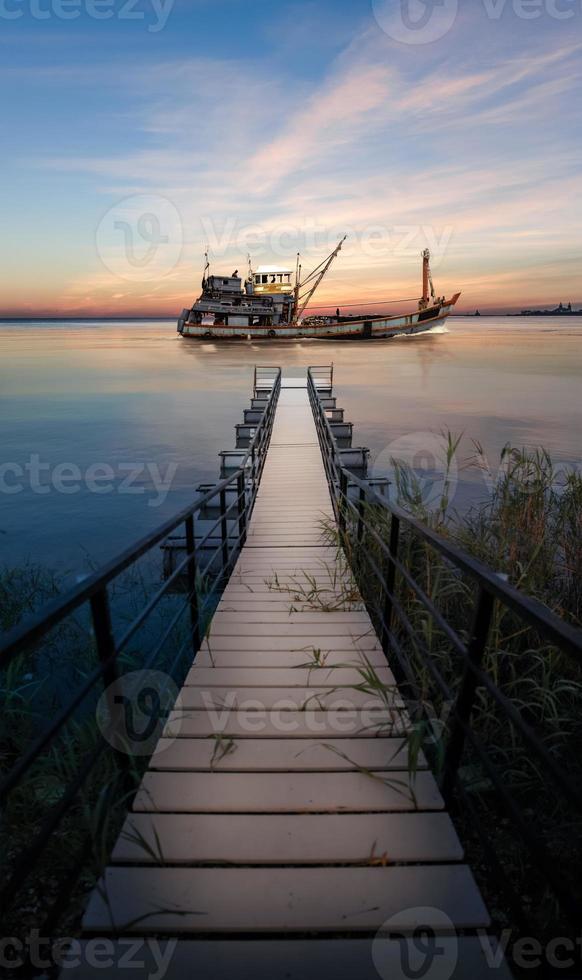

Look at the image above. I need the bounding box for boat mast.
[421,248,436,309]
[293,252,301,322]
[202,249,210,289]
[293,236,347,323]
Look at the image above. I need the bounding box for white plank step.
[164,709,409,739]
[148,737,421,772]
[194,651,387,668]
[200,636,381,652]
[83,866,489,933]
[213,612,370,623]
[177,687,403,710]
[63,938,512,979]
[205,623,377,637]
[113,811,460,865]
[133,770,440,813]
[184,667,394,688]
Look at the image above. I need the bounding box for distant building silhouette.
[519,301,578,316]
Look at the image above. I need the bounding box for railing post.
[357,485,366,543]
[338,471,348,534]
[251,444,257,500]
[90,588,127,761]
[237,471,248,548]
[381,515,400,649]
[185,515,201,653]
[442,587,495,803]
[220,487,229,572]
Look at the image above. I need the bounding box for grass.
[327,438,582,941]
[0,554,202,942]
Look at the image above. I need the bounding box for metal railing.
[308,363,334,390]
[0,368,282,927]
[307,366,582,932]
[253,365,281,394]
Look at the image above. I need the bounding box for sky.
[0,0,581,316]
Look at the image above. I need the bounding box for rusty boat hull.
[178,294,460,341]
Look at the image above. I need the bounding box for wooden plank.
[204,623,378,637]
[245,533,332,538]
[217,596,363,605]
[64,938,513,979]
[133,770,439,813]
[148,738,422,772]
[113,811,460,864]
[176,688,404,711]
[231,548,338,556]
[223,580,355,589]
[226,562,347,572]
[225,572,352,579]
[199,636,382,651]
[194,652,387,668]
[164,709,409,739]
[83,866,489,933]
[247,515,333,522]
[213,612,370,623]
[183,667,395,688]
[226,570,353,579]
[220,591,357,602]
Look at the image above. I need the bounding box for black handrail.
[0,368,282,924]
[307,366,582,931]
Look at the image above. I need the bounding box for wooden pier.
[76,372,509,978]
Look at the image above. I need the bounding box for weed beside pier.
[324,442,582,941]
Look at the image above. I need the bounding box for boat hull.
[178,295,460,341]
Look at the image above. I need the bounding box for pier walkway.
[78,374,507,978]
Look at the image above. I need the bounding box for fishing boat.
[177,240,460,341]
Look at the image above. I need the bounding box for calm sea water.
[0,317,580,578]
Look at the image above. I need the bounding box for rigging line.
[304,297,422,309]
[299,243,346,287]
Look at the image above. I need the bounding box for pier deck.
[78,376,507,977]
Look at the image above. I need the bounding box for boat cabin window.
[253,272,292,286]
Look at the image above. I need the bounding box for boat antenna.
[294,236,347,323]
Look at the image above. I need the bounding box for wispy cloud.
[3,12,581,314]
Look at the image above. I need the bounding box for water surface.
[0,317,580,577]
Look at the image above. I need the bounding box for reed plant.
[0,555,198,942]
[330,439,582,937]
